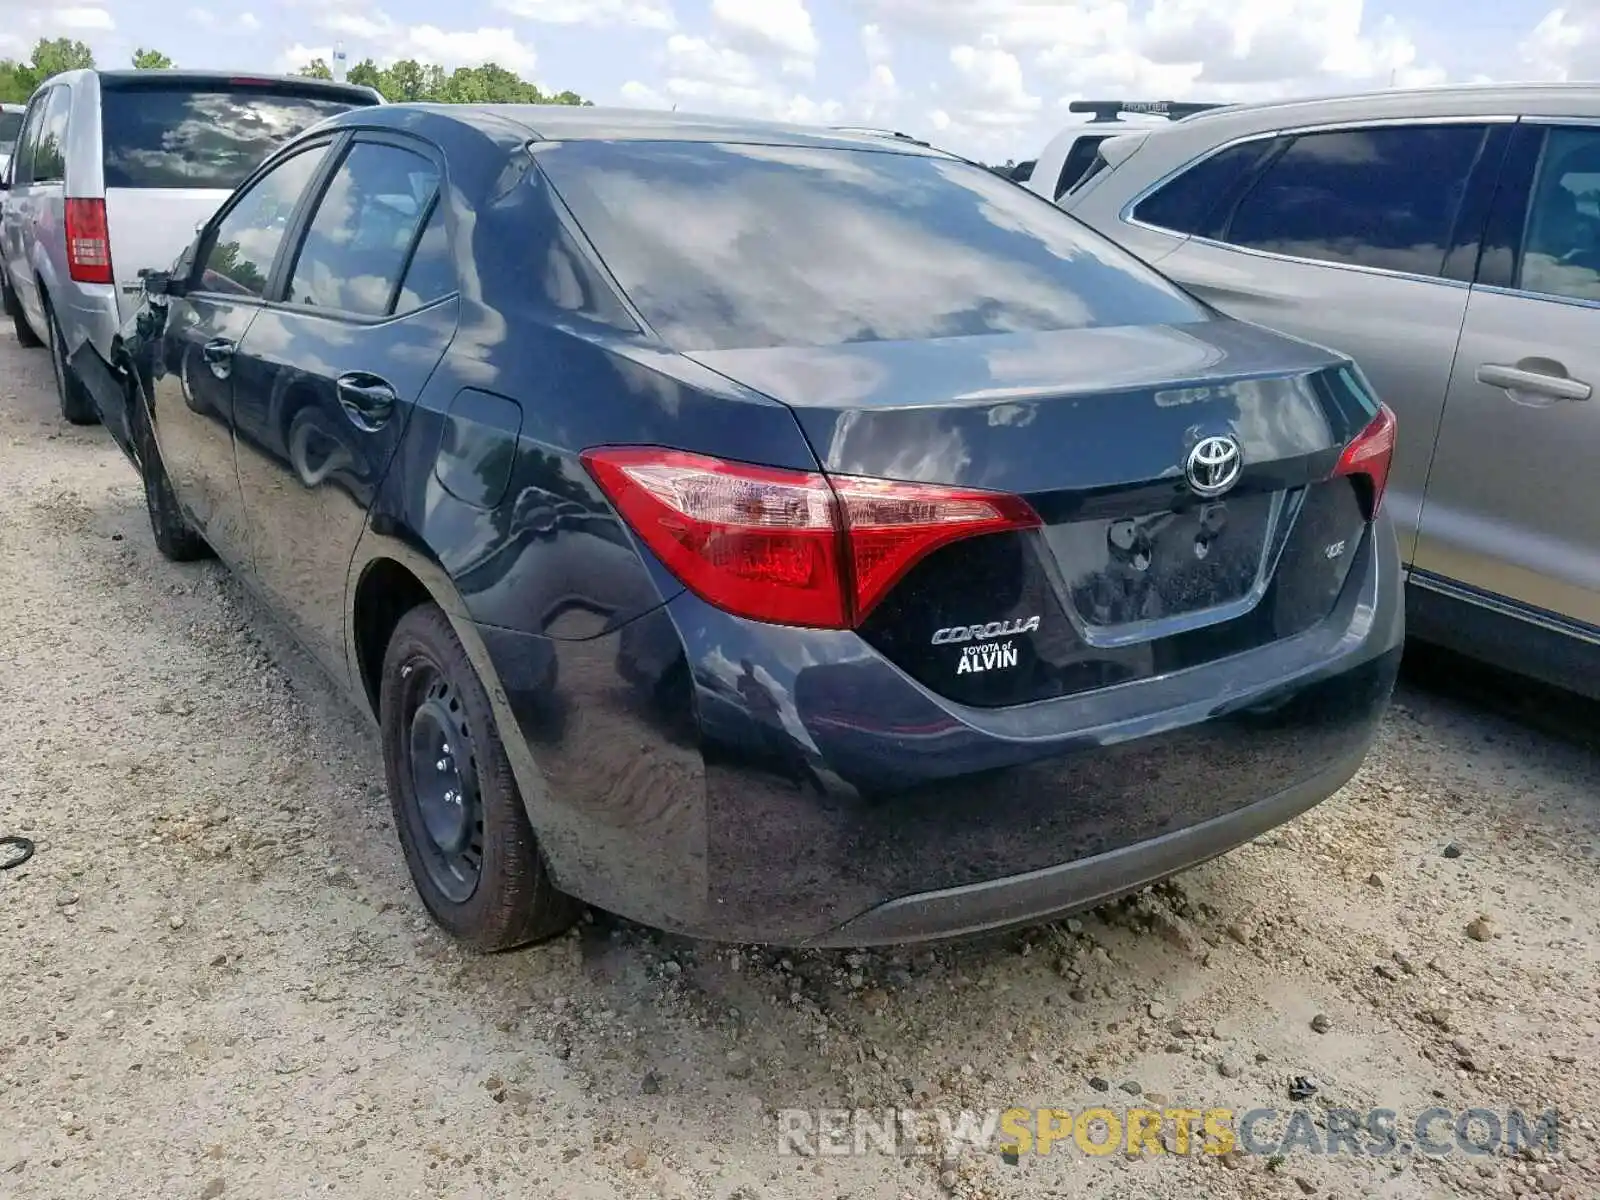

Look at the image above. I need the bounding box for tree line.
[0,37,586,107]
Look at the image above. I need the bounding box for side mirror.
[139,268,187,299]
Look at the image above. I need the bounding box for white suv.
[0,70,379,423]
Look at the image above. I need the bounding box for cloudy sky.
[5,0,1597,159]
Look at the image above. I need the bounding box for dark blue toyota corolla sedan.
[95,104,1403,949]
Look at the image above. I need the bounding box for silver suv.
[1062,84,1600,698]
[0,71,380,423]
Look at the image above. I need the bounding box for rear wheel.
[380,604,581,950]
[2,271,43,348]
[44,298,99,425]
[132,384,211,562]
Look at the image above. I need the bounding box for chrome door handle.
[335,372,397,432]
[201,337,235,363]
[201,337,235,379]
[1476,362,1591,402]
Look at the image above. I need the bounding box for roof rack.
[1067,100,1228,123]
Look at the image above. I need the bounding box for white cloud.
[853,0,1452,153]
[188,6,263,35]
[276,20,539,75]
[710,0,820,60]
[649,33,841,124]
[406,24,538,72]
[54,6,116,32]
[493,0,676,31]
[1520,6,1599,79]
[862,23,893,66]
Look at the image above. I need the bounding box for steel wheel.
[399,658,486,903]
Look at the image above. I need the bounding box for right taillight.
[1334,403,1396,518]
[65,198,113,285]
[580,446,1040,629]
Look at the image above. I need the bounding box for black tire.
[44,298,99,425]
[380,604,581,950]
[3,272,44,348]
[132,385,212,562]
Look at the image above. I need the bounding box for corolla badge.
[931,615,1040,645]
[1185,435,1243,498]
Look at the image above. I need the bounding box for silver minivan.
[0,71,380,423]
[1061,84,1600,697]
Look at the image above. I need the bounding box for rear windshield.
[537,140,1205,351]
[0,110,22,148]
[101,86,368,189]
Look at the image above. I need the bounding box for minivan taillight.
[1333,403,1397,518]
[65,198,113,285]
[581,447,1042,629]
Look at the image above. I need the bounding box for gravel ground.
[1,324,1598,1200]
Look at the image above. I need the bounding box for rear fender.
[344,520,562,852]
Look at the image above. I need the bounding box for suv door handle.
[336,372,397,432]
[1476,361,1591,403]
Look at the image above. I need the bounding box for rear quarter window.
[536,140,1207,352]
[101,86,368,190]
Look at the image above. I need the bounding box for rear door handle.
[1476,361,1591,402]
[336,372,397,432]
[201,337,236,379]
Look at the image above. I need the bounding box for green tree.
[132,48,174,70]
[0,38,96,103]
[284,55,589,106]
[383,59,430,102]
[346,57,383,92]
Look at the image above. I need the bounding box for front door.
[148,140,335,567]
[230,135,458,677]
[1415,122,1600,631]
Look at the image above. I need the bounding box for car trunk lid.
[688,319,1382,706]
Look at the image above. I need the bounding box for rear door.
[150,138,336,567]
[1414,121,1600,630]
[1136,121,1508,566]
[99,77,376,324]
[230,133,458,677]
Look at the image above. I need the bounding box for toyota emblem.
[1185,435,1243,497]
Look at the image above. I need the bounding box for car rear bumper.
[811,743,1364,945]
[479,514,1403,946]
[60,281,121,362]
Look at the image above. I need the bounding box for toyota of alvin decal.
[931,616,1040,675]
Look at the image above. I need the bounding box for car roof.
[1173,81,1600,126]
[333,103,958,156]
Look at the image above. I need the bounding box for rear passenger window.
[1516,126,1600,303]
[394,202,455,312]
[8,94,48,187]
[199,145,328,298]
[31,87,72,184]
[1132,139,1280,237]
[287,141,440,317]
[1223,124,1488,277]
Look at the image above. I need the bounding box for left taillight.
[65,198,113,285]
[1334,402,1397,518]
[581,446,1041,629]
